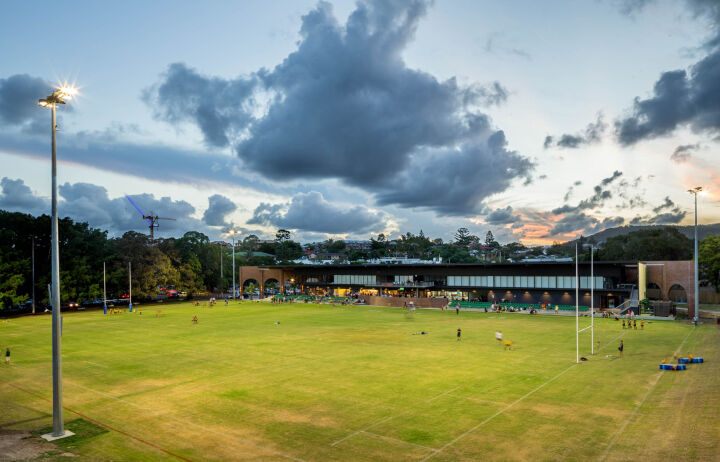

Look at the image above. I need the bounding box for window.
[461,276,470,286]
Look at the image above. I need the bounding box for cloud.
[202,194,237,228]
[375,129,533,215]
[247,191,385,234]
[485,205,519,225]
[0,177,239,239]
[0,177,48,215]
[145,0,531,216]
[0,131,286,196]
[615,2,720,144]
[629,195,687,224]
[143,63,257,148]
[0,74,56,133]
[544,113,606,149]
[670,143,700,163]
[563,180,583,202]
[552,171,623,214]
[630,211,686,225]
[549,213,625,236]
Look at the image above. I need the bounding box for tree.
[275,229,291,243]
[699,234,720,292]
[455,228,475,247]
[485,231,499,248]
[595,228,692,261]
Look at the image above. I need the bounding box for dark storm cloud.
[375,130,534,215]
[485,205,519,225]
[544,113,606,149]
[247,191,385,234]
[0,132,287,196]
[0,177,48,215]
[143,63,257,148]
[552,171,622,214]
[202,194,237,228]
[670,143,700,163]
[0,74,56,133]
[615,2,720,144]
[145,0,531,216]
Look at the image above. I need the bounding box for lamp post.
[230,227,239,301]
[38,86,75,439]
[688,187,703,325]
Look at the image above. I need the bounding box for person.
[618,340,624,357]
[192,315,198,324]
[555,305,559,315]
[622,320,626,329]
[633,319,637,330]
[495,331,503,344]
[456,304,460,316]
[5,347,9,365]
[504,340,513,350]
[457,328,462,341]
[640,320,645,330]
[225,299,228,306]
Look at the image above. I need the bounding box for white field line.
[32,377,306,462]
[83,360,109,368]
[419,363,578,461]
[331,343,558,448]
[446,394,510,407]
[361,430,437,452]
[597,328,694,462]
[418,331,629,461]
[331,415,395,446]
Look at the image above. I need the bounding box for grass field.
[1,302,718,461]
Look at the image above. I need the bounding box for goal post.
[576,243,595,363]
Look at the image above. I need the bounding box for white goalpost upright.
[576,243,595,363]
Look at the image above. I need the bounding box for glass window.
[548,276,557,289]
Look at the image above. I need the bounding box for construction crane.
[125,195,176,241]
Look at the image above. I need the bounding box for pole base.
[41,430,74,441]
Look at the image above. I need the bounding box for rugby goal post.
[576,243,595,363]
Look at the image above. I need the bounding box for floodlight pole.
[32,236,36,315]
[232,229,236,301]
[575,243,579,364]
[49,99,64,436]
[591,245,594,355]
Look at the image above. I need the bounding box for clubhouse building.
[239,260,695,315]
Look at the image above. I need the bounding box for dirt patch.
[0,429,74,461]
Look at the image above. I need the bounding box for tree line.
[1,210,718,309]
[0,211,302,308]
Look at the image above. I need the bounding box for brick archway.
[237,266,295,296]
[643,260,695,317]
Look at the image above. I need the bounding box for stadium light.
[687,186,703,325]
[38,86,76,440]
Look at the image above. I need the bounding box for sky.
[1,0,719,245]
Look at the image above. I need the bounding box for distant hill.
[581,223,720,245]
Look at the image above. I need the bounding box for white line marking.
[361,430,437,451]
[420,363,578,461]
[331,416,395,447]
[22,376,305,462]
[83,360,108,368]
[597,328,694,461]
